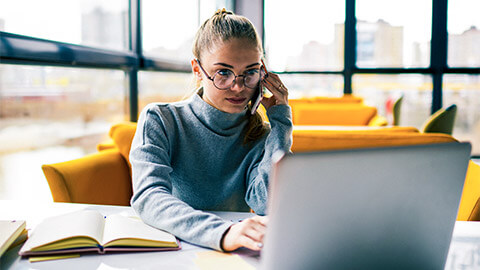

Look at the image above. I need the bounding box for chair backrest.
[421,104,457,135]
[392,95,403,126]
[42,149,132,206]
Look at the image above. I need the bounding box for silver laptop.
[261,142,471,270]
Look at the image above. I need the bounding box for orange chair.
[42,149,132,206]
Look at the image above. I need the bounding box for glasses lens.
[244,69,263,88]
[213,70,235,89]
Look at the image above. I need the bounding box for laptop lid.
[261,142,471,270]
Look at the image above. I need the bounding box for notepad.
[0,220,27,257]
[19,210,180,257]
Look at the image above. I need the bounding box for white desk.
[1,200,480,270]
[0,200,258,270]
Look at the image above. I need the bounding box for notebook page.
[102,214,176,246]
[20,210,104,252]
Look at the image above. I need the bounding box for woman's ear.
[191,59,202,80]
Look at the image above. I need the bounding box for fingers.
[261,72,288,107]
[238,217,267,250]
[221,216,269,252]
[263,73,287,95]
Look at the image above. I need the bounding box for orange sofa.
[259,95,387,126]
[42,122,480,221]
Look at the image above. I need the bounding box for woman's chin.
[221,104,247,114]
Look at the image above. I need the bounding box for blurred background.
[0,0,479,202]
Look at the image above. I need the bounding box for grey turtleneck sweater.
[130,92,292,251]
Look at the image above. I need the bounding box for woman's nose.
[230,77,245,92]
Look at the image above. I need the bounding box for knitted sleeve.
[244,104,293,215]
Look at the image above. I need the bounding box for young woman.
[130,9,292,252]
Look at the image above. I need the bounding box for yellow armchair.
[42,149,132,206]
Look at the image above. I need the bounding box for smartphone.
[251,60,268,115]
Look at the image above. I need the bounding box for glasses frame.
[196,59,267,90]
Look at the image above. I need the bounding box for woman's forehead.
[202,39,262,67]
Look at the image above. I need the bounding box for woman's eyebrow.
[213,62,260,69]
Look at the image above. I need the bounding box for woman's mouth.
[226,97,247,105]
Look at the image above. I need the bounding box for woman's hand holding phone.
[258,62,288,110]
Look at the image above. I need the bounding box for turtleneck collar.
[188,90,249,134]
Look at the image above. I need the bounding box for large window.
[138,71,194,111]
[448,0,480,67]
[142,0,233,65]
[0,0,233,202]
[353,74,432,127]
[264,0,480,155]
[443,75,480,154]
[356,0,431,68]
[0,0,129,51]
[278,74,344,99]
[264,0,345,72]
[0,64,125,201]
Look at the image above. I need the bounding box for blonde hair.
[193,9,267,144]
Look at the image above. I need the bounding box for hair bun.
[214,8,233,15]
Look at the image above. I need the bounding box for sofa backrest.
[292,130,457,152]
[289,95,364,106]
[292,104,378,126]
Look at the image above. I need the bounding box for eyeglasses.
[196,59,267,90]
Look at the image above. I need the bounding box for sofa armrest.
[42,149,132,206]
[97,141,116,151]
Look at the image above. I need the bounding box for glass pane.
[273,74,344,99]
[444,75,480,155]
[138,71,194,112]
[0,64,126,201]
[356,0,432,68]
[448,0,480,67]
[0,0,129,51]
[264,0,345,72]
[353,74,432,127]
[142,0,233,64]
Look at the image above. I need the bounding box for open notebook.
[19,210,180,256]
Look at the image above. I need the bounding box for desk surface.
[1,200,480,270]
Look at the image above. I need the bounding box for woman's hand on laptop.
[221,215,268,252]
